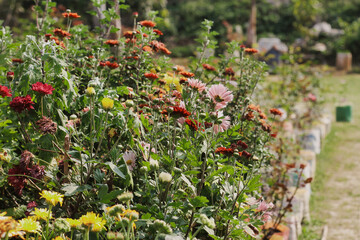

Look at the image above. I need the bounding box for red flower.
[269,108,283,116]
[215,147,234,156]
[12,58,24,63]
[224,67,235,76]
[27,201,37,209]
[32,82,55,95]
[133,12,139,17]
[242,150,252,158]
[144,73,159,79]
[104,40,119,46]
[62,12,81,18]
[10,95,35,113]
[99,61,106,67]
[171,106,191,118]
[185,118,201,131]
[153,29,163,35]
[240,44,246,49]
[140,20,156,28]
[8,165,27,195]
[44,33,52,38]
[202,64,216,71]
[106,62,119,69]
[237,140,248,149]
[53,28,71,38]
[244,48,258,54]
[180,71,195,78]
[0,85,12,97]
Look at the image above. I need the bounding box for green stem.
[45,205,52,238]
[94,111,109,159]
[41,95,44,116]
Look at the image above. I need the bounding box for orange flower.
[104,40,119,46]
[244,48,258,54]
[159,46,171,55]
[62,12,81,18]
[202,64,216,71]
[11,58,24,63]
[124,31,134,39]
[139,20,156,28]
[269,108,283,116]
[144,73,159,79]
[215,147,234,156]
[143,46,153,53]
[180,71,195,78]
[53,28,71,38]
[153,29,163,35]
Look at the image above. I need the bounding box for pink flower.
[32,82,55,95]
[262,212,272,222]
[208,84,233,110]
[256,201,274,212]
[188,79,207,93]
[213,111,230,134]
[123,151,136,171]
[305,93,317,102]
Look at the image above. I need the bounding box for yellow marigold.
[79,212,97,227]
[66,218,81,228]
[40,190,64,207]
[18,217,41,233]
[32,208,52,221]
[92,218,106,232]
[101,98,114,110]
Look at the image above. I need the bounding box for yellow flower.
[32,208,52,221]
[18,217,41,233]
[108,128,116,138]
[92,218,106,232]
[86,87,96,96]
[66,218,81,228]
[40,190,64,207]
[0,215,18,233]
[53,236,65,240]
[164,74,182,92]
[101,98,114,110]
[119,209,139,221]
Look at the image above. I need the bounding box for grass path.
[306,73,360,239]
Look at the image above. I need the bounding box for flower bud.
[199,214,216,229]
[159,172,172,183]
[153,220,173,234]
[86,87,95,96]
[70,114,77,120]
[117,192,133,203]
[132,12,138,18]
[106,204,125,217]
[125,100,134,108]
[149,159,159,170]
[102,97,114,110]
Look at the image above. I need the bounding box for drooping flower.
[123,151,136,171]
[104,40,119,46]
[53,28,71,38]
[215,147,234,156]
[139,20,156,28]
[202,64,216,71]
[31,82,55,96]
[29,165,45,180]
[213,111,230,134]
[9,95,35,113]
[188,79,207,93]
[208,84,233,110]
[8,166,27,195]
[101,98,114,110]
[39,190,64,206]
[237,140,248,150]
[18,217,41,233]
[0,85,12,97]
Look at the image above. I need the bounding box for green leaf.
[190,196,209,208]
[105,162,126,179]
[61,184,91,196]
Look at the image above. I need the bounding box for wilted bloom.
[213,111,230,134]
[123,151,136,171]
[8,166,27,195]
[144,73,159,79]
[36,116,57,135]
[40,190,64,206]
[9,95,35,113]
[6,71,14,81]
[0,214,22,238]
[139,20,156,28]
[188,79,207,93]
[237,140,248,149]
[0,85,12,97]
[32,82,55,95]
[104,40,119,46]
[102,98,114,110]
[202,64,216,71]
[159,172,172,183]
[208,84,234,110]
[242,150,252,158]
[215,147,234,156]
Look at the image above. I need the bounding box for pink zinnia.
[188,79,207,93]
[0,85,12,97]
[9,95,35,113]
[32,82,55,95]
[208,84,233,110]
[213,111,231,134]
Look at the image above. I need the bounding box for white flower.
[159,172,172,183]
[123,151,136,171]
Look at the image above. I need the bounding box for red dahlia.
[32,82,55,95]
[140,20,156,28]
[0,85,12,97]
[9,95,35,113]
[215,147,234,156]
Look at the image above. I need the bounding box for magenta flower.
[31,82,55,95]
[213,111,231,134]
[188,79,207,93]
[208,84,233,110]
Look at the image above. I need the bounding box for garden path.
[310,73,360,240]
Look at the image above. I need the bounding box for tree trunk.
[109,0,122,39]
[246,0,257,47]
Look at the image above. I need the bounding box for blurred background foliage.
[2,0,360,61]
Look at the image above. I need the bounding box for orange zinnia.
[104,40,119,46]
[62,12,81,18]
[140,20,156,28]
